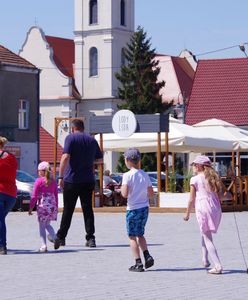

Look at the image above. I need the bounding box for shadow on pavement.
[148,267,206,272]
[147,267,248,274]
[7,248,103,255]
[95,243,164,248]
[221,269,248,275]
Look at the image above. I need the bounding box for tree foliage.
[115,26,172,171]
[116,26,172,113]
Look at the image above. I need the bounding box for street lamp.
[173,92,188,123]
[239,44,248,58]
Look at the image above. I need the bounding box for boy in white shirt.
[121,148,154,272]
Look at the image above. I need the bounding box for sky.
[1,0,248,60]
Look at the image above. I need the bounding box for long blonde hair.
[0,136,8,149]
[44,166,52,187]
[204,166,223,193]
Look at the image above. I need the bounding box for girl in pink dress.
[184,155,223,274]
[29,162,58,252]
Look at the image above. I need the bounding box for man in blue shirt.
[54,119,103,249]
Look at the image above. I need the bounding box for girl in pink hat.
[29,161,58,252]
[184,155,223,274]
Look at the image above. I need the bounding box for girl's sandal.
[207,267,222,275]
[203,261,211,268]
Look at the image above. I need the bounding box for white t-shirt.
[122,168,152,210]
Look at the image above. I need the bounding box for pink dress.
[190,174,222,234]
[30,177,58,223]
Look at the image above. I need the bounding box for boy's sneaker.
[145,255,154,269]
[60,238,66,246]
[129,263,144,272]
[85,238,96,248]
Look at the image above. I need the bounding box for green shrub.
[183,170,192,192]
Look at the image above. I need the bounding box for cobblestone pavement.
[1,211,248,299]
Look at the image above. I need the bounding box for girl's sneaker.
[47,234,55,243]
[203,261,211,268]
[38,246,47,252]
[208,267,222,274]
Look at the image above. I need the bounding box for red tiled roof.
[186,58,248,126]
[40,127,63,164]
[0,45,36,68]
[45,36,74,78]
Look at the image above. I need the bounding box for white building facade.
[19,0,135,170]
[74,0,134,126]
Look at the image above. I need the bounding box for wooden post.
[238,176,243,206]
[165,132,169,192]
[99,133,104,207]
[232,151,235,175]
[244,176,248,209]
[172,152,175,176]
[53,118,59,179]
[157,132,161,207]
[238,152,241,177]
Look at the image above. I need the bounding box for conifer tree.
[116,26,170,113]
[115,26,172,171]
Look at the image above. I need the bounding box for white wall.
[7,142,38,175]
[19,27,72,99]
[40,99,77,146]
[74,0,134,98]
[19,26,78,146]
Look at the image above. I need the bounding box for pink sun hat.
[38,161,50,171]
[190,155,212,167]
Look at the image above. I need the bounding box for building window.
[89,0,98,24]
[89,47,98,76]
[18,99,29,129]
[120,0,125,26]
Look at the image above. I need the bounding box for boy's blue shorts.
[126,206,149,237]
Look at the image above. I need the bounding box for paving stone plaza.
[1,211,248,299]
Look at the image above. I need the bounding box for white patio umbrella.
[95,120,233,153]
[193,119,248,151]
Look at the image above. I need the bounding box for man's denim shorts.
[126,206,149,237]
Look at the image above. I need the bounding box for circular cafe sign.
[112,110,137,137]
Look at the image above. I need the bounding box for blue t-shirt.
[63,132,103,183]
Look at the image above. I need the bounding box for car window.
[149,176,158,183]
[16,170,36,183]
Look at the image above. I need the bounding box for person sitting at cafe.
[103,170,116,206]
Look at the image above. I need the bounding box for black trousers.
[57,182,95,241]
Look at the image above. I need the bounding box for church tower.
[74,0,134,102]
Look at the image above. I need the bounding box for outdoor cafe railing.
[222,176,248,211]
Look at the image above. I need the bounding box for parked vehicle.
[147,175,158,193]
[110,173,123,185]
[146,171,184,192]
[13,190,31,211]
[13,170,36,211]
